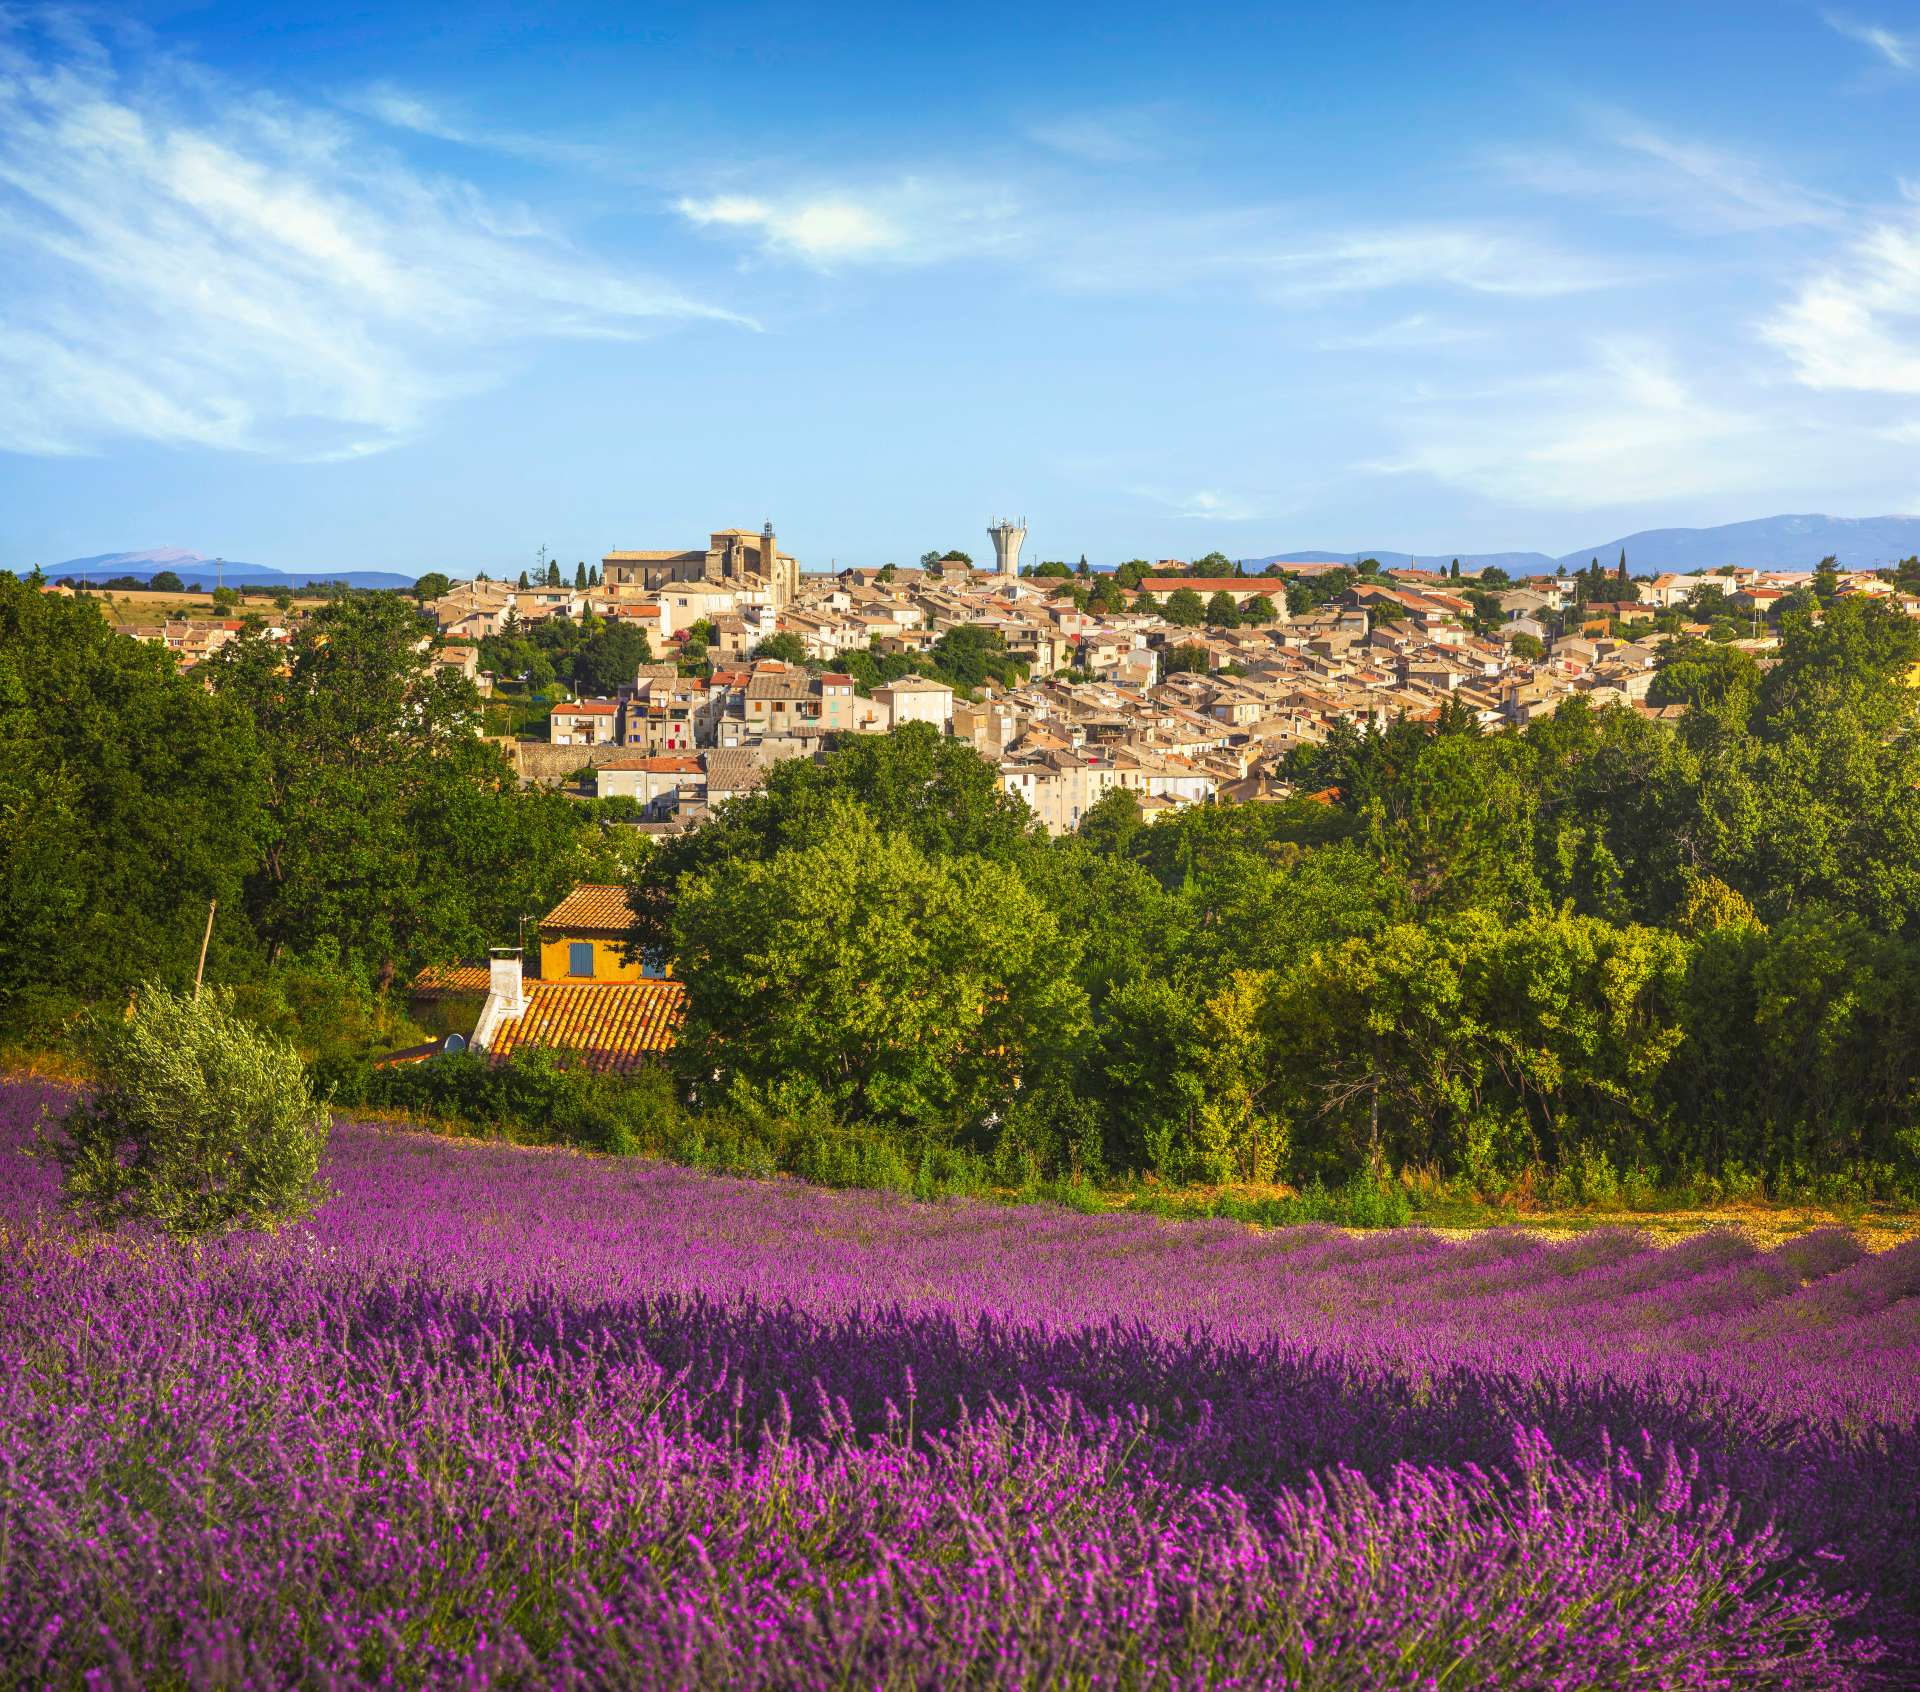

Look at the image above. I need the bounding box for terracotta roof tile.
[489,981,686,1073]
[410,962,492,995]
[540,883,639,933]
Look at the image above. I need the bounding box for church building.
[601,523,799,610]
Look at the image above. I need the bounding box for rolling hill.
[50,548,416,591]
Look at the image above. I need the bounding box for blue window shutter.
[569,941,594,977]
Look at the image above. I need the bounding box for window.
[568,941,594,978]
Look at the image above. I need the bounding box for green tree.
[1164,642,1210,675]
[752,631,810,665]
[1510,632,1545,661]
[209,595,588,988]
[627,723,1038,952]
[414,572,452,602]
[1075,787,1143,856]
[1649,638,1760,714]
[572,622,654,695]
[930,623,1027,692]
[1164,587,1205,627]
[1241,593,1278,625]
[1272,910,1687,1183]
[574,561,588,590]
[1205,590,1242,627]
[1360,730,1542,915]
[0,578,264,1021]
[50,984,330,1236]
[211,586,239,613]
[671,811,1087,1135]
[148,570,185,594]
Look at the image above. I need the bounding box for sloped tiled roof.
[410,962,492,996]
[540,883,639,934]
[704,747,767,795]
[488,981,686,1073]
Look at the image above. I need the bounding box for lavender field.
[2,1078,1916,1688]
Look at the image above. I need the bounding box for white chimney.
[472,947,529,1051]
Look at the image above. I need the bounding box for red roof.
[410,962,492,996]
[1140,578,1273,594]
[488,981,686,1073]
[557,700,619,715]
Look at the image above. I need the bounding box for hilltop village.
[409,525,1917,834]
[57,520,1920,836]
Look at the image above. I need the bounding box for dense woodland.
[6,573,1920,1202]
[0,583,639,1054]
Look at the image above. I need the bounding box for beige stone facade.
[602,525,800,610]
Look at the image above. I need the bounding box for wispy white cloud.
[1374,340,1801,507]
[1250,224,1623,298]
[1497,113,1844,232]
[1027,109,1166,165]
[0,24,743,459]
[682,170,1629,304]
[1824,11,1915,69]
[676,178,1023,266]
[343,81,466,141]
[1761,197,1920,392]
[1317,313,1489,351]
[339,80,625,175]
[1132,486,1263,522]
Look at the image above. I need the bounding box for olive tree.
[51,985,331,1235]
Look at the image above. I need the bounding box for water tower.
[988,515,1027,579]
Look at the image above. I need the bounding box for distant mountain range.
[45,513,1920,592]
[48,548,416,591]
[1246,514,1920,575]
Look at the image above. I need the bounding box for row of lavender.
[2,1082,1914,1685]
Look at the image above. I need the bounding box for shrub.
[50,986,330,1236]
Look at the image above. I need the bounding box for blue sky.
[6,1,1920,576]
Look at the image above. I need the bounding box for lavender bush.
[0,1079,1911,1687]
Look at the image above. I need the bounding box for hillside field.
[2,1077,1915,1687]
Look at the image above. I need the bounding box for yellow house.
[536,884,666,983]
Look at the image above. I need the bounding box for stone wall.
[490,738,636,788]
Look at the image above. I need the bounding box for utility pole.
[194,900,217,1000]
